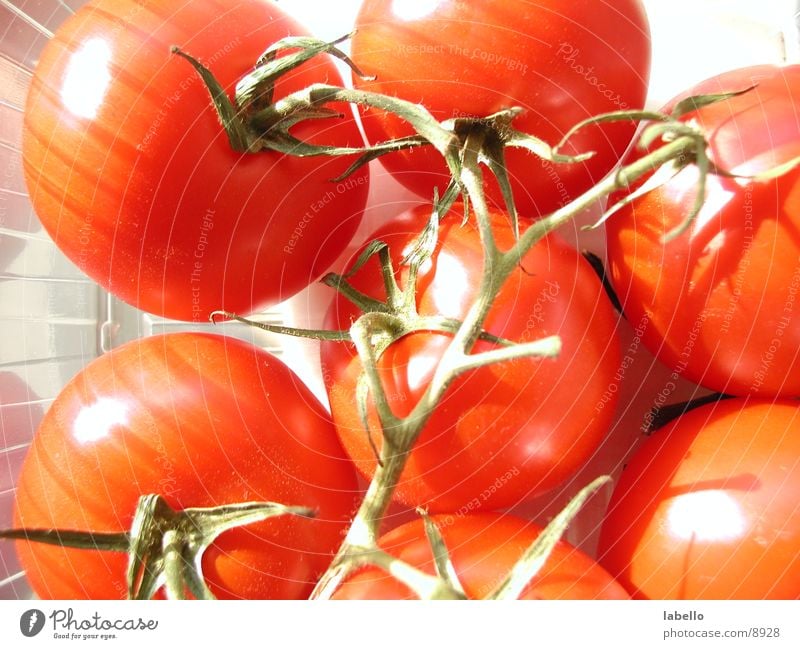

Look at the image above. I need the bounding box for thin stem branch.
[350,316,402,436]
[451,335,562,375]
[487,476,611,600]
[321,274,390,314]
[377,246,405,312]
[210,311,350,341]
[512,136,697,260]
[300,85,699,600]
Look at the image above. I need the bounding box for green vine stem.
[170,38,754,600]
[309,133,702,599]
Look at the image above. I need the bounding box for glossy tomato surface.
[13,333,359,599]
[322,204,620,513]
[351,0,650,218]
[23,0,368,321]
[597,399,800,599]
[606,65,800,397]
[333,513,628,599]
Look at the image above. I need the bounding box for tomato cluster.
[6,0,800,602]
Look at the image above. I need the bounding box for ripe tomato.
[23,0,368,322]
[606,65,800,397]
[351,0,650,218]
[321,204,620,513]
[13,333,359,599]
[597,399,800,599]
[332,513,628,599]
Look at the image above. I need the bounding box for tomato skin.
[597,399,800,599]
[13,333,359,599]
[332,513,628,599]
[321,205,620,513]
[606,65,800,397]
[351,0,650,218]
[23,0,368,322]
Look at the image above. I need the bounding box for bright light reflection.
[666,490,746,542]
[407,352,440,392]
[60,38,112,119]
[424,252,469,317]
[391,0,441,21]
[693,183,735,235]
[73,398,129,444]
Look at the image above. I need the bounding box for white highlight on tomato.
[391,0,441,22]
[427,252,468,318]
[60,37,112,120]
[73,398,129,444]
[666,489,746,542]
[406,351,440,393]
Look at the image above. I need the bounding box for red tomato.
[606,65,800,397]
[321,204,621,512]
[597,399,800,599]
[13,333,359,599]
[23,0,368,322]
[351,0,650,218]
[332,513,628,599]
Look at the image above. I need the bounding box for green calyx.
[0,494,313,599]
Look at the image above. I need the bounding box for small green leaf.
[505,129,594,164]
[208,310,350,342]
[488,476,611,600]
[237,33,371,112]
[587,161,681,230]
[331,135,430,182]
[556,110,668,155]
[344,240,389,279]
[670,86,757,120]
[401,202,441,271]
[482,139,519,236]
[749,153,800,183]
[170,47,251,152]
[0,527,129,551]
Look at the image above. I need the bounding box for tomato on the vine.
[597,399,800,599]
[606,65,800,397]
[351,0,650,218]
[332,513,629,599]
[321,204,621,513]
[13,333,359,599]
[23,0,368,322]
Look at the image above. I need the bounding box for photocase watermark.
[641,312,707,433]
[19,607,159,641]
[283,174,369,255]
[720,186,755,335]
[750,259,800,393]
[596,314,650,414]
[19,609,45,637]
[190,208,215,322]
[20,608,159,642]
[396,42,528,75]
[520,280,561,341]
[540,159,572,208]
[448,43,528,75]
[555,42,629,109]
